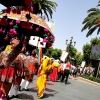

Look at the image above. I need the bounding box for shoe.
[6,96,10,100]
[19,86,21,91]
[65,82,67,84]
[12,95,18,98]
[24,88,29,91]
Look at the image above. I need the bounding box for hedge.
[82,74,100,83]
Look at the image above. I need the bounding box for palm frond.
[87,8,100,13]
[97,27,100,35]
[86,25,98,37]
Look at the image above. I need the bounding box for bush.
[82,74,100,83]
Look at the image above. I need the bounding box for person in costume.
[20,49,39,91]
[36,57,52,99]
[50,62,60,82]
[61,61,71,84]
[0,38,24,100]
[8,45,27,98]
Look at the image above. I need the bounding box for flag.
[36,48,42,64]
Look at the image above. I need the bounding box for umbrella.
[0,11,53,35]
[0,11,55,47]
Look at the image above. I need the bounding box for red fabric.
[50,67,58,82]
[66,63,71,69]
[0,66,15,83]
[28,64,36,73]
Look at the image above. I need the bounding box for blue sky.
[0,0,99,52]
[52,0,99,52]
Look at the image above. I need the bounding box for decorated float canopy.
[0,10,55,47]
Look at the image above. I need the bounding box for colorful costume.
[0,40,24,99]
[20,55,39,90]
[50,62,60,82]
[36,57,52,99]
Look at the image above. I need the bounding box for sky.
[51,0,99,52]
[0,0,99,52]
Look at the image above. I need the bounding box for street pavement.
[10,76,100,100]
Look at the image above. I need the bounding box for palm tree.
[81,8,100,37]
[33,0,58,20]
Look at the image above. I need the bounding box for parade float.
[0,0,55,61]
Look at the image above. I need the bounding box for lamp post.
[66,36,76,52]
[66,37,76,62]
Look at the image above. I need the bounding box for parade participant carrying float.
[0,38,24,100]
[36,57,53,99]
[20,49,39,91]
[8,45,27,98]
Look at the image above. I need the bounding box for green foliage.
[75,54,83,65]
[90,52,100,59]
[82,74,100,83]
[81,7,100,37]
[44,47,62,59]
[82,37,100,65]
[33,0,58,20]
[66,45,77,58]
[90,37,100,45]
[82,43,91,65]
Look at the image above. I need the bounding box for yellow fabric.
[52,62,60,72]
[5,45,12,51]
[36,57,52,99]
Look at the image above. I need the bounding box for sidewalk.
[78,77,100,87]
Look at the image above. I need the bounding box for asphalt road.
[10,76,100,100]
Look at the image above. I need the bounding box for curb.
[78,77,100,86]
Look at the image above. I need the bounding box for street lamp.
[66,36,76,52]
[66,37,76,62]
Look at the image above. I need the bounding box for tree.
[33,0,58,20]
[44,47,62,59]
[66,45,77,58]
[75,54,83,65]
[83,43,92,65]
[81,8,100,37]
[82,37,100,65]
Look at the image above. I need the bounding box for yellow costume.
[5,45,12,51]
[36,57,52,99]
[52,62,60,72]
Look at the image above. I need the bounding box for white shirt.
[63,63,67,70]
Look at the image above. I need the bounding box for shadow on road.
[47,82,54,85]
[28,87,37,93]
[42,93,54,99]
[45,88,56,92]
[18,93,34,100]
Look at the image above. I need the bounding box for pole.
[96,60,100,78]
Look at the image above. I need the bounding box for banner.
[90,45,100,60]
[29,36,46,48]
[37,48,42,64]
[60,50,68,62]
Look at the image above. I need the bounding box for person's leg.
[12,84,19,98]
[61,71,65,82]
[24,80,30,91]
[65,70,70,84]
[0,82,12,99]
